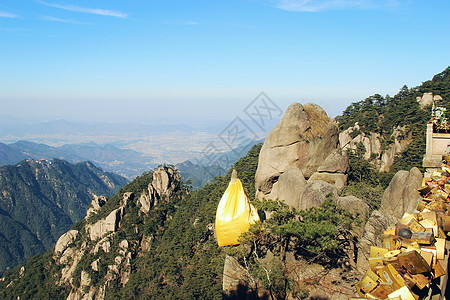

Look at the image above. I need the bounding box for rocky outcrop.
[356,167,423,272]
[356,210,398,272]
[255,103,340,210]
[86,195,107,218]
[339,123,412,172]
[336,196,369,238]
[317,149,349,173]
[88,207,124,241]
[269,166,307,209]
[255,103,339,196]
[417,92,442,109]
[299,181,339,210]
[222,255,251,296]
[43,166,185,300]
[138,167,181,213]
[380,167,422,220]
[308,149,349,191]
[54,230,78,254]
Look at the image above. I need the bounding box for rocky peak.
[255,102,343,210]
[255,102,339,196]
[86,195,108,218]
[139,166,181,213]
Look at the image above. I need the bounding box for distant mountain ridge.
[0,141,156,179]
[0,138,264,189]
[0,158,128,273]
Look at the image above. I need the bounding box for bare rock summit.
[255,102,339,208]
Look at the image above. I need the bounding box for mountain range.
[0,138,263,189]
[0,141,156,180]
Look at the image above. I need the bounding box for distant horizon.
[1,1,449,125]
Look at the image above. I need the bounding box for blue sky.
[1,0,449,124]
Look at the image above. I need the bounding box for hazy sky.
[1,0,449,123]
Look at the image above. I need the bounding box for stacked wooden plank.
[353,166,449,299]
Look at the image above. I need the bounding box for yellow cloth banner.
[215,179,259,247]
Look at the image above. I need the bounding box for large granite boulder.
[255,102,339,198]
[380,167,422,220]
[317,149,349,173]
[298,180,339,210]
[308,172,348,190]
[271,166,307,209]
[309,149,349,191]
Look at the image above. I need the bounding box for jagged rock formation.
[138,167,181,213]
[50,166,182,300]
[88,206,125,241]
[86,195,107,218]
[339,123,412,172]
[54,230,79,255]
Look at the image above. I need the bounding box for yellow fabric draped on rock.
[215,177,259,247]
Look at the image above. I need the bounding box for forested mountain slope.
[0,144,262,299]
[336,66,450,173]
[0,159,128,273]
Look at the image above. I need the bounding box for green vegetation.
[2,67,450,299]
[5,142,344,300]
[0,159,128,274]
[337,67,450,210]
[336,66,450,173]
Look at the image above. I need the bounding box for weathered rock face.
[46,167,185,300]
[317,149,349,173]
[339,123,412,172]
[222,255,250,297]
[271,166,307,209]
[308,172,348,191]
[86,195,107,218]
[138,167,181,214]
[380,167,422,220]
[298,180,339,210]
[54,230,78,254]
[255,102,339,201]
[416,92,442,109]
[88,207,125,241]
[309,149,349,191]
